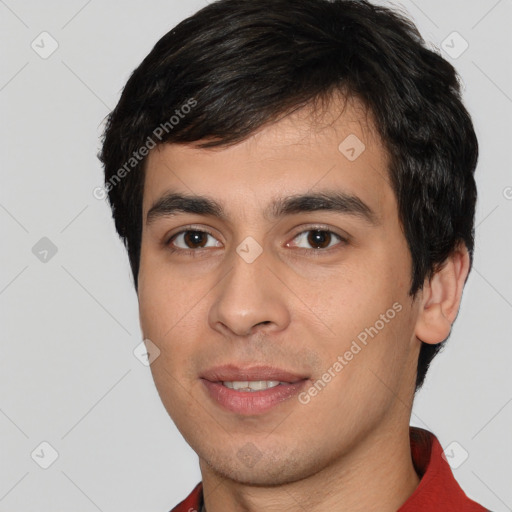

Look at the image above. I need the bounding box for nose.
[208,247,291,337]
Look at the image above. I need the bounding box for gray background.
[1,0,511,510]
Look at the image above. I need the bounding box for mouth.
[222,380,289,391]
[200,365,310,415]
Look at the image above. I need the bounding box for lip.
[201,364,308,383]
[200,364,310,415]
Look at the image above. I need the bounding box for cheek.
[137,261,207,374]
[310,265,398,332]
[138,250,188,335]
[312,263,413,377]
[137,274,168,339]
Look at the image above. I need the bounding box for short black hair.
[99,0,478,390]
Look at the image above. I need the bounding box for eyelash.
[165,225,348,257]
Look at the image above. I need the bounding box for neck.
[199,422,420,512]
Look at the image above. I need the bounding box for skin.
[137,94,470,512]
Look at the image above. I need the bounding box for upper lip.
[201,364,308,383]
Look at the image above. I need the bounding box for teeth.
[223,380,281,392]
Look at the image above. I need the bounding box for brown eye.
[183,231,208,248]
[290,229,344,251]
[307,230,333,249]
[169,230,221,251]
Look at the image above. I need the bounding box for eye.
[165,226,347,256]
[287,229,346,251]
[168,229,222,251]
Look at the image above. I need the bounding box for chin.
[200,444,322,487]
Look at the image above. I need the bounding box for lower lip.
[201,379,308,415]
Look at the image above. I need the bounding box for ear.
[414,243,471,345]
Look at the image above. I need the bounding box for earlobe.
[414,243,471,345]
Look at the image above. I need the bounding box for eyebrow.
[146,190,378,226]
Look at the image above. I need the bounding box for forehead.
[142,95,394,222]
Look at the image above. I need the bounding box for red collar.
[170,427,488,511]
[398,427,487,511]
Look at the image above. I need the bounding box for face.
[138,96,422,486]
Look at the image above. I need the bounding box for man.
[99,0,490,510]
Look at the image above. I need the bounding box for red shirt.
[170,427,489,511]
